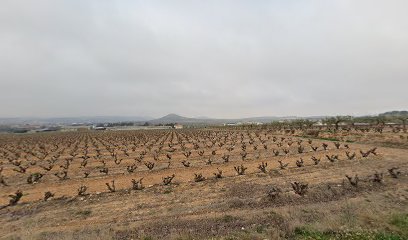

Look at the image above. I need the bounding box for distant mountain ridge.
[148,114,206,124]
[147,113,300,125]
[379,111,408,117]
[0,114,333,125]
[1,111,405,126]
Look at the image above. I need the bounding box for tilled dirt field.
[0,129,407,239]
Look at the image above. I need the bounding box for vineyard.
[0,126,407,239]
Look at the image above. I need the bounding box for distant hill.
[2,111,405,126]
[150,114,194,123]
[147,113,301,125]
[146,111,408,125]
[148,114,216,125]
[379,111,408,117]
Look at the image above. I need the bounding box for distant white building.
[353,123,371,126]
[90,126,106,130]
[224,123,239,126]
[244,121,263,125]
[313,120,324,126]
[173,123,183,129]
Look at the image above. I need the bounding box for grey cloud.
[0,0,407,118]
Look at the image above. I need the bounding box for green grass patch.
[390,213,408,236]
[293,226,403,240]
[294,227,331,240]
[255,225,265,233]
[142,236,154,240]
[221,215,236,223]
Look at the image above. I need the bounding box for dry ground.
[0,128,407,239]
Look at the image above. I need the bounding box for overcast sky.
[1,0,407,119]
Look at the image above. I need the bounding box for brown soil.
[0,129,407,239]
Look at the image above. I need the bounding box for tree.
[398,117,407,132]
[324,116,352,131]
[374,116,386,125]
[290,119,314,129]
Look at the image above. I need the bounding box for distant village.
[0,122,185,134]
[0,111,406,134]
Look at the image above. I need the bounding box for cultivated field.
[0,126,407,239]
